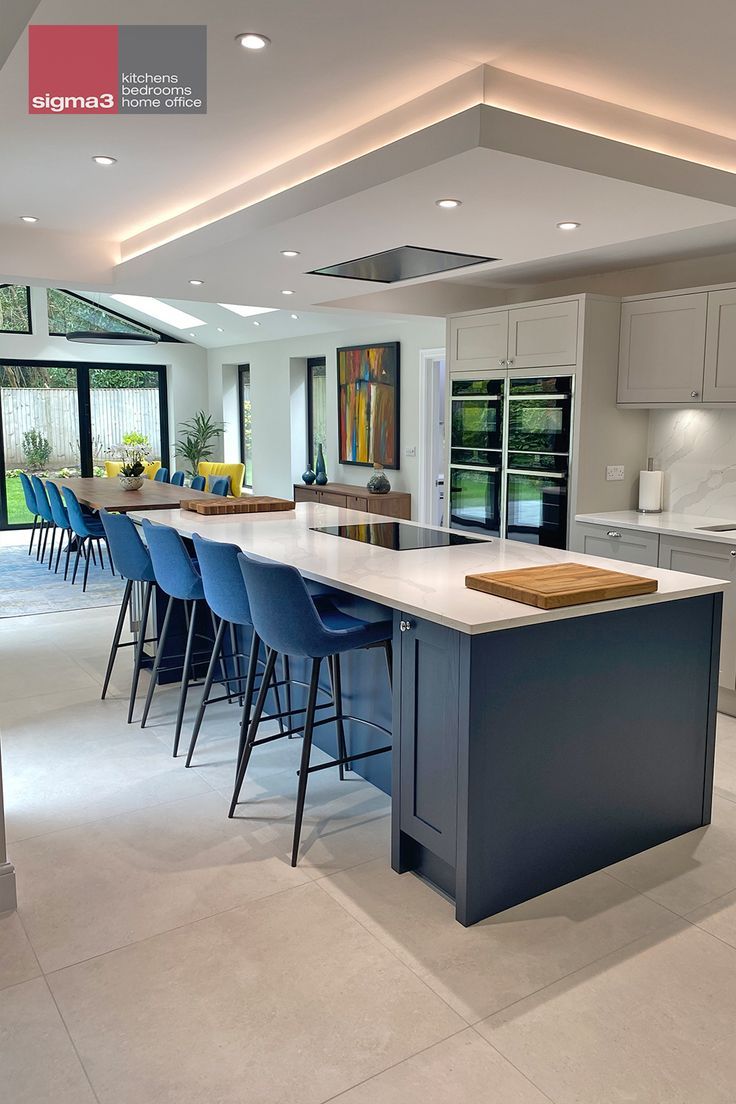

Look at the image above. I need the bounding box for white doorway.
[418,347,446,526]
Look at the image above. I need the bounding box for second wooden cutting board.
[465,562,658,609]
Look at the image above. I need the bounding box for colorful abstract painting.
[337,342,400,468]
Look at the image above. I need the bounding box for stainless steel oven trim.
[507,469,566,479]
[508,393,572,401]
[450,464,502,473]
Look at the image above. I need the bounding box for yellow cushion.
[197,461,245,497]
[104,460,161,479]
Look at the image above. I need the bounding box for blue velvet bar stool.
[140,518,211,755]
[45,481,74,578]
[62,486,112,591]
[190,475,206,491]
[18,472,40,556]
[31,475,55,564]
[99,511,157,722]
[154,467,169,483]
[171,470,186,486]
[231,554,393,866]
[209,476,230,497]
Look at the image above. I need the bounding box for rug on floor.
[0,542,125,617]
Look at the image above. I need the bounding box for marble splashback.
[649,409,736,517]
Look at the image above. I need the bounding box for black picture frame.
[336,341,400,470]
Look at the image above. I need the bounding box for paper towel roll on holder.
[637,457,663,514]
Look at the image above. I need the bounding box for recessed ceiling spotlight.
[188,278,204,286]
[216,327,224,332]
[92,155,117,166]
[435,198,462,209]
[20,215,38,223]
[290,313,298,319]
[236,32,270,50]
[281,289,294,295]
[556,221,581,230]
[253,320,261,326]
[281,250,300,257]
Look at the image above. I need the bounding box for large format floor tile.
[605,795,736,915]
[328,1028,551,1103]
[321,859,681,1021]
[480,923,736,1104]
[15,790,314,972]
[49,883,464,1104]
[0,977,97,1104]
[0,910,40,991]
[714,711,736,805]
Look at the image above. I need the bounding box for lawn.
[5,476,34,525]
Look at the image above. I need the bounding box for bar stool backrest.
[190,475,206,491]
[192,533,252,625]
[171,470,186,486]
[141,518,204,600]
[19,471,38,517]
[99,510,155,582]
[238,552,335,658]
[45,480,70,529]
[209,476,230,497]
[31,475,54,522]
[153,467,169,483]
[62,486,96,538]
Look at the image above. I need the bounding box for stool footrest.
[306,743,391,774]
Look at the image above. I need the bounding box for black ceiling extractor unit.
[309,245,497,283]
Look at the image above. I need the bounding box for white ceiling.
[4,0,736,311]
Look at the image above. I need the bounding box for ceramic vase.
[367,463,391,494]
[118,474,144,491]
[315,443,328,486]
[301,466,316,485]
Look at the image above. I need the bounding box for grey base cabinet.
[392,598,721,925]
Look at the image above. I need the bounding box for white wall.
[0,287,208,469]
[207,317,446,507]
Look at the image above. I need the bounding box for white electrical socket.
[606,465,625,481]
[405,445,416,457]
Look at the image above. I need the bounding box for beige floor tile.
[0,641,98,701]
[2,691,213,842]
[49,883,463,1104]
[687,886,736,947]
[0,977,97,1104]
[714,711,736,805]
[480,923,736,1104]
[605,795,736,915]
[0,911,40,991]
[15,790,315,971]
[320,859,680,1022]
[328,1028,551,1103]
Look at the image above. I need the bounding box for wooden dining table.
[48,476,222,513]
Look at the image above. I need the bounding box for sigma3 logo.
[30,93,116,113]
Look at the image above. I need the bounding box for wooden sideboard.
[293,482,411,520]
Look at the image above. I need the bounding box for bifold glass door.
[0,360,168,528]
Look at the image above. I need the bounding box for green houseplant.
[116,441,151,491]
[174,411,225,476]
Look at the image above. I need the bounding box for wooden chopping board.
[182,496,295,516]
[465,562,658,609]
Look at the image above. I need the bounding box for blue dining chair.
[31,475,55,564]
[154,467,169,483]
[231,554,393,865]
[62,486,113,591]
[45,481,74,578]
[171,470,186,486]
[18,472,40,556]
[140,518,210,755]
[209,476,230,497]
[190,475,206,491]
[99,511,157,722]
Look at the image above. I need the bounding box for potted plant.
[174,411,225,477]
[116,442,151,491]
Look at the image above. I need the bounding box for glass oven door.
[505,453,568,548]
[451,378,504,460]
[449,465,501,536]
[507,376,572,456]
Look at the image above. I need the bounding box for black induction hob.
[311,522,487,551]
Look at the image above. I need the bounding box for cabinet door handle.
[498,359,506,367]
[691,391,700,398]
[607,530,622,538]
[399,619,415,632]
[730,550,736,557]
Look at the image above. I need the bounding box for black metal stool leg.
[234,631,261,770]
[172,599,199,757]
[47,526,56,571]
[229,622,244,707]
[82,537,92,592]
[141,593,174,728]
[229,646,277,817]
[71,536,83,584]
[101,578,133,700]
[40,521,50,563]
[54,529,65,574]
[283,655,293,737]
[185,616,227,766]
[63,533,74,581]
[291,657,321,867]
[327,654,348,780]
[128,581,154,723]
[28,516,38,555]
[89,541,97,567]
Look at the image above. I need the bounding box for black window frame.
[0,358,170,529]
[47,289,182,342]
[306,356,327,469]
[238,363,252,490]
[0,285,33,335]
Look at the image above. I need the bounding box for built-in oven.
[449,465,502,536]
[450,377,504,461]
[506,452,568,547]
[507,376,572,455]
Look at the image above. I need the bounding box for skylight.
[110,295,206,329]
[218,303,278,318]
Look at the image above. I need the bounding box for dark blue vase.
[315,443,328,486]
[302,466,316,485]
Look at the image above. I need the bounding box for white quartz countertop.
[576,510,736,546]
[131,502,727,635]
